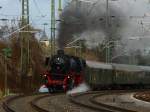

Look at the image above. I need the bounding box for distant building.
[39,31,49,47]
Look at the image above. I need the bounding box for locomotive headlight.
[68,76,70,79]
[44,74,47,77]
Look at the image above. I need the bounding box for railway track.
[2,93,51,112]
[69,90,140,112]
[3,95,23,112]
[30,94,51,112]
[30,93,65,112]
[2,92,96,112]
[2,90,148,112]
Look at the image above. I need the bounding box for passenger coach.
[86,61,150,90]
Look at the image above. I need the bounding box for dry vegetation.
[0,35,45,94]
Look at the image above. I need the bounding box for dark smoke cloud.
[58,0,124,48]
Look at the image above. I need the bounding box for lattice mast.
[51,0,56,55]
[21,0,30,76]
[58,0,62,15]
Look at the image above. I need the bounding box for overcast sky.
[0,0,69,36]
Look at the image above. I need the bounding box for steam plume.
[67,82,90,95]
[58,0,124,48]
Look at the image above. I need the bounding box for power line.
[2,15,45,38]
[0,13,20,17]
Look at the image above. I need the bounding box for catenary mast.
[51,0,56,55]
[21,0,30,88]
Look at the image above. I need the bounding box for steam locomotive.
[42,50,86,92]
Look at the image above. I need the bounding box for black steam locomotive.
[43,50,86,92]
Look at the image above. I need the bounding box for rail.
[2,93,49,112]
[69,90,140,112]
